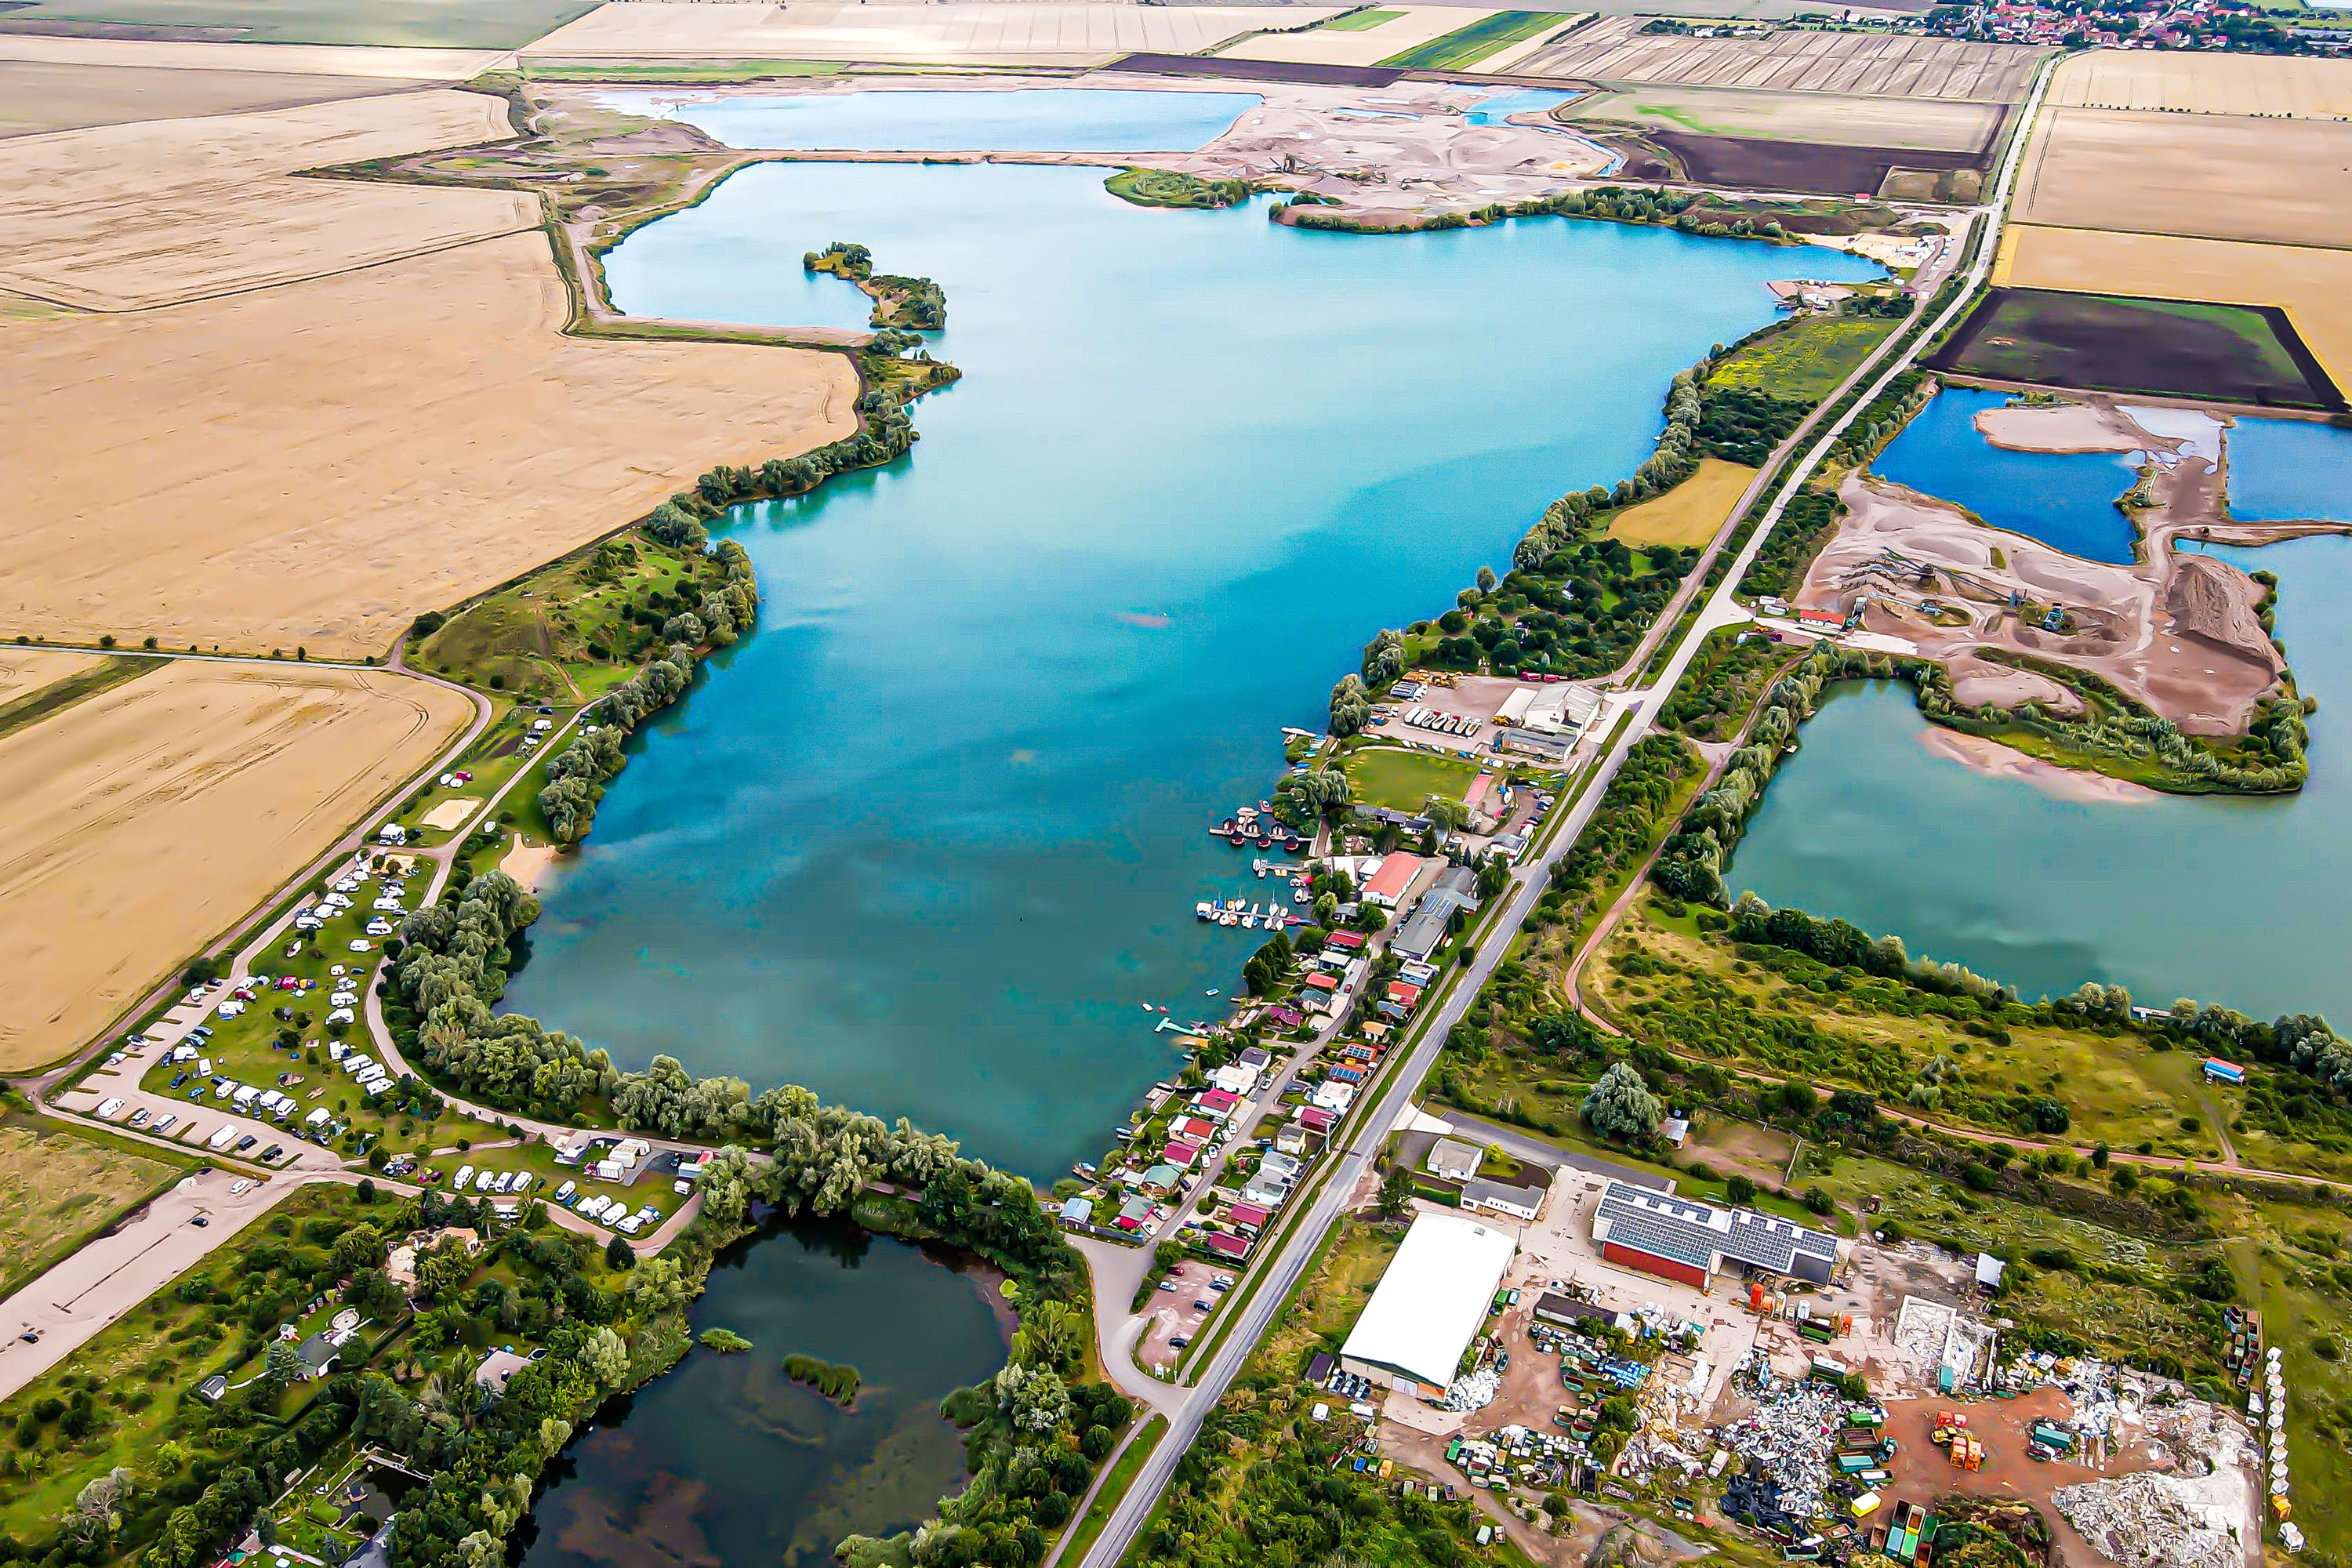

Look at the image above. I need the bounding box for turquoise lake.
[596,86,1261,151]
[503,154,1879,1178]
[1729,533,2352,1022]
[2227,416,2352,523]
[514,1218,1005,1568]
[1871,386,2145,564]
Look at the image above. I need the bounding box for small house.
[1227,1201,1272,1236]
[1428,1138,1483,1183]
[197,1374,228,1403]
[1461,1178,1545,1224]
[1195,1089,1241,1120]
[1311,1080,1356,1114]
[1274,1123,1312,1157]
[474,1349,532,1399]
[1138,1163,1181,1196]
[1058,1196,1092,1226]
[1204,1231,1250,1261]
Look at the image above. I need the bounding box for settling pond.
[514,1218,1007,1568]
[1728,525,2352,1022]
[500,122,1880,1180]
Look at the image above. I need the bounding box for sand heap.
[2164,553,2269,651]
[2053,1471,2241,1568]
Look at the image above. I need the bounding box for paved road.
[0,1167,302,1401]
[1077,53,2064,1568]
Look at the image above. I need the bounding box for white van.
[151,1113,178,1136]
[95,1097,125,1120]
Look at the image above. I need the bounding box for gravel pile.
[2055,1472,2241,1568]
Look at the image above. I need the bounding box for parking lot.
[1138,1259,1232,1372]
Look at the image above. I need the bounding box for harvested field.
[0,0,597,49]
[1646,127,1977,196]
[0,230,858,658]
[0,661,471,1070]
[519,2,1334,67]
[2016,107,2352,252]
[0,90,535,310]
[2051,44,2352,118]
[0,32,502,76]
[1219,5,1497,69]
[0,1117,180,1297]
[1998,226,2352,395]
[1514,18,2040,103]
[1565,82,2001,151]
[0,648,106,705]
[1375,10,1575,71]
[0,60,428,137]
[1606,458,1753,548]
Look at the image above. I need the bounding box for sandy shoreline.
[1973,400,2158,456]
[1919,724,2158,804]
[499,834,562,892]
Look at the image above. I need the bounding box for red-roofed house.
[1325,931,1367,951]
[1227,1201,1272,1235]
[1386,982,1424,1008]
[1362,854,1425,909]
[1297,1106,1336,1133]
[1305,972,1339,993]
[1163,1140,1202,1167]
[1196,1089,1240,1118]
[1204,1231,1250,1261]
[1176,1116,1218,1143]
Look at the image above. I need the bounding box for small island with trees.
[804,241,947,330]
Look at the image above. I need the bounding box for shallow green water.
[500,156,1878,1179]
[1729,535,2352,1021]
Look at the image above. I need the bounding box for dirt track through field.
[0,661,472,1069]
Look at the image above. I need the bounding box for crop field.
[0,1114,182,1297]
[1714,314,1900,401]
[1606,458,1755,549]
[3,226,856,659]
[0,60,435,138]
[0,655,154,744]
[2050,45,2352,117]
[0,662,471,1071]
[1375,9,1574,71]
[520,2,1337,65]
[2016,107,2352,252]
[1220,5,1499,67]
[0,647,107,706]
[1941,279,2342,410]
[0,90,532,311]
[0,0,598,47]
[1998,226,2352,397]
[1514,18,2041,103]
[1645,129,1980,197]
[1566,83,2001,151]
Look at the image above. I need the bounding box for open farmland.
[1648,129,1980,198]
[2016,107,2352,251]
[519,2,1335,67]
[1997,226,2352,398]
[1374,10,1575,71]
[0,0,597,48]
[1606,457,1754,548]
[2,227,857,657]
[1566,82,2002,151]
[0,1115,182,1297]
[2051,44,2352,116]
[0,32,504,76]
[0,89,534,310]
[1219,5,1498,69]
[0,648,107,706]
[0,60,434,137]
[0,661,472,1070]
[1514,18,2040,103]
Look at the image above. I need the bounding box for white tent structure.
[1340,1211,1518,1391]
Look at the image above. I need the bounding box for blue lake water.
[1728,534,2352,1022]
[1872,386,2146,563]
[509,156,1878,1179]
[1467,89,1573,124]
[2227,416,2352,523]
[596,86,1262,151]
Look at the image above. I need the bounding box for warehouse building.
[1339,1211,1518,1392]
[1589,1181,1838,1288]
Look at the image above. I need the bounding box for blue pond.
[2227,416,2352,523]
[516,158,1878,1181]
[1872,386,2145,563]
[1467,89,1573,124]
[596,86,1262,151]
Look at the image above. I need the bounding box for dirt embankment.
[1800,398,2307,736]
